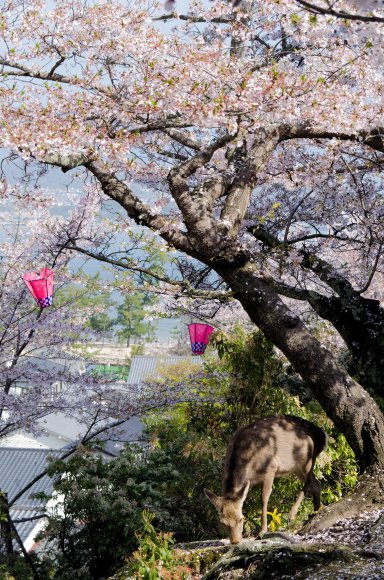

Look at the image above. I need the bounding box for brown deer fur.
[204,414,327,543]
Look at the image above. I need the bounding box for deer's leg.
[288,490,305,522]
[304,472,321,511]
[289,472,306,522]
[260,469,275,534]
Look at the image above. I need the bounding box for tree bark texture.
[215,261,384,472]
[252,226,384,402]
[307,293,384,402]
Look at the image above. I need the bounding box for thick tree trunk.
[216,261,384,472]
[85,160,384,473]
[252,225,384,402]
[306,292,384,402]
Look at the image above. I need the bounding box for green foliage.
[53,272,121,345]
[247,507,283,533]
[131,343,145,356]
[169,325,182,342]
[186,324,319,442]
[40,448,144,579]
[40,325,359,577]
[128,510,192,580]
[212,325,303,421]
[55,273,161,345]
[319,433,358,504]
[267,508,283,532]
[115,292,158,345]
[88,311,115,333]
[0,558,28,580]
[129,510,174,580]
[40,433,222,578]
[55,273,114,313]
[92,363,129,380]
[0,554,52,580]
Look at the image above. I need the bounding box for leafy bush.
[128,510,193,580]
[40,325,358,577]
[0,554,51,580]
[39,435,223,578]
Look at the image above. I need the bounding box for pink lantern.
[22,268,54,308]
[188,323,214,355]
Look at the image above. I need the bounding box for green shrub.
[128,510,193,580]
[40,325,358,576]
[39,436,222,578]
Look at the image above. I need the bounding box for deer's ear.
[237,480,250,503]
[204,488,223,509]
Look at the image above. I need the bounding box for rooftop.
[0,448,56,506]
[126,355,203,385]
[0,448,57,549]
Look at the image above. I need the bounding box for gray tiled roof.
[35,413,144,454]
[0,448,56,547]
[97,416,145,456]
[19,355,86,376]
[126,355,203,385]
[12,507,47,549]
[0,448,56,505]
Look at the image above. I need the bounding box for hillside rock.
[179,509,384,579]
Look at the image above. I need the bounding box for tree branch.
[169,133,233,182]
[294,0,384,23]
[162,128,202,151]
[84,162,193,254]
[64,243,180,284]
[7,417,132,509]
[286,231,361,245]
[47,56,65,77]
[251,224,357,297]
[40,152,93,172]
[10,518,40,579]
[167,133,234,233]
[152,12,233,23]
[63,243,233,300]
[0,58,74,85]
[356,242,383,294]
[220,126,282,237]
[282,124,384,154]
[258,273,324,303]
[127,121,193,135]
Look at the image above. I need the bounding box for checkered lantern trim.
[36,295,53,308]
[191,342,207,355]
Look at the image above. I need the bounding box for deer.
[204,414,327,544]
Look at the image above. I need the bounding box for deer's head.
[204,481,250,544]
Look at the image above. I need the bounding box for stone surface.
[196,509,384,579]
[109,509,384,579]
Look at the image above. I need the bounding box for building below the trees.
[125,355,203,386]
[0,448,57,552]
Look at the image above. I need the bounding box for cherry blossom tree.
[0,0,384,518]
[0,187,141,440]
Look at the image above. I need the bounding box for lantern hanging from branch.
[22,268,54,308]
[188,323,214,355]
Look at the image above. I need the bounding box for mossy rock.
[174,539,230,575]
[201,537,380,579]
